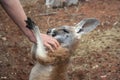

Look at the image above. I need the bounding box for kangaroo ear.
[75,18,100,34]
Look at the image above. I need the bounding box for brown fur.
[30,47,71,80]
[35,47,70,65]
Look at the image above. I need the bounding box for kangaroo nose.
[47,28,57,37]
[52,31,57,37]
[47,29,52,34]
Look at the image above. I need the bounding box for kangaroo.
[25,18,100,80]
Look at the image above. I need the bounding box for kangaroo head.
[47,18,100,48]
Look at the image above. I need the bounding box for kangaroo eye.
[63,29,69,33]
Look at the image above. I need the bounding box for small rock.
[97,29,101,32]
[81,39,84,42]
[0,23,3,26]
[28,11,31,14]
[101,21,110,26]
[105,21,110,25]
[0,61,2,63]
[91,39,94,42]
[113,21,119,26]
[11,72,16,75]
[92,65,99,69]
[1,76,7,79]
[100,75,107,78]
[2,37,7,41]
[73,23,77,25]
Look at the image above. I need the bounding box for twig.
[47,16,51,27]
[40,12,57,16]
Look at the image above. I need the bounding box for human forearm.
[0,0,27,29]
[0,0,36,42]
[0,0,60,51]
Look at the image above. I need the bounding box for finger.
[48,39,60,49]
[44,42,54,52]
[49,36,60,48]
[48,41,57,49]
[53,38,60,47]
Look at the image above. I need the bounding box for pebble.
[0,23,3,26]
[101,21,110,26]
[28,11,31,14]
[1,76,7,79]
[97,29,101,32]
[1,37,7,41]
[11,72,16,75]
[91,39,94,42]
[100,75,107,78]
[0,61,2,63]
[92,65,99,69]
[80,39,84,42]
[113,21,119,26]
[73,23,77,25]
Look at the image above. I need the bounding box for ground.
[0,0,120,80]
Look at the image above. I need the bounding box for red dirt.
[0,0,120,80]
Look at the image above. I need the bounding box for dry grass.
[69,20,120,80]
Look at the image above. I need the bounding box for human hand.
[40,33,60,52]
[22,28,60,52]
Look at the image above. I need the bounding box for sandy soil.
[0,0,120,80]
